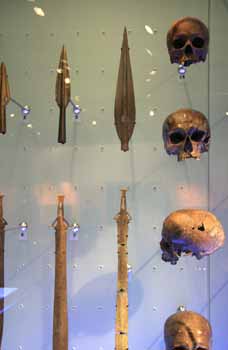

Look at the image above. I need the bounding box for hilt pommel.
[52,194,69,229]
[120,188,128,211]
[57,195,65,217]
[0,194,4,217]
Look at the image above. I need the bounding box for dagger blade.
[52,195,69,350]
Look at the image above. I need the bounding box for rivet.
[76,31,80,36]
[97,264,104,271]
[100,145,104,152]
[50,33,54,37]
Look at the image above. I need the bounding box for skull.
[164,310,212,350]
[160,209,225,265]
[162,109,210,161]
[167,17,209,66]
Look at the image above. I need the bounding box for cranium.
[164,310,212,350]
[167,17,209,66]
[160,209,225,265]
[162,109,210,161]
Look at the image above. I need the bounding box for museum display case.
[0,0,227,349]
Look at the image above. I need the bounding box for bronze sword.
[55,46,71,144]
[0,63,10,134]
[52,195,69,350]
[114,189,131,350]
[114,28,136,152]
[0,194,7,349]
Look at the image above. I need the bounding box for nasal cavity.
[185,44,193,55]
[184,136,193,153]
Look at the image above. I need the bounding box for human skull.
[162,109,210,161]
[164,310,212,350]
[167,17,209,66]
[160,209,225,265]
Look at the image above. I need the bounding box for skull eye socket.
[191,130,205,142]
[169,131,186,144]
[172,37,186,49]
[192,36,205,48]
[173,347,188,350]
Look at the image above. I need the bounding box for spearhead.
[55,46,71,144]
[114,27,136,152]
[0,63,11,134]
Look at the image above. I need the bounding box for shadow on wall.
[223,0,228,11]
[69,272,143,336]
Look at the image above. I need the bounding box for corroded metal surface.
[0,194,7,349]
[0,63,10,134]
[114,189,131,350]
[114,28,136,152]
[52,195,69,350]
[55,46,71,144]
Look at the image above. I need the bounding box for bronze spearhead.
[114,27,136,152]
[0,63,11,134]
[55,46,71,144]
